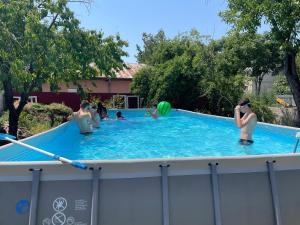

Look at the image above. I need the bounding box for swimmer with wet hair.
[71,100,93,134]
[234,98,257,145]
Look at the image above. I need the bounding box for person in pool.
[97,102,109,120]
[234,98,257,145]
[116,111,126,120]
[146,104,159,119]
[90,104,101,128]
[71,100,93,134]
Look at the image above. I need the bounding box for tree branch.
[48,13,59,32]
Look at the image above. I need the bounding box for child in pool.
[116,111,126,120]
[90,105,101,128]
[147,104,158,119]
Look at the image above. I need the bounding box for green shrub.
[259,91,276,106]
[0,111,8,126]
[0,103,72,138]
[89,96,100,107]
[103,98,113,108]
[113,95,125,108]
[24,103,48,114]
[46,103,72,126]
[272,74,291,95]
[279,109,297,127]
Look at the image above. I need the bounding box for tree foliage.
[193,40,246,114]
[216,32,281,95]
[132,30,246,114]
[133,31,205,109]
[0,0,128,136]
[221,0,300,124]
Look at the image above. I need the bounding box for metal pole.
[209,163,222,225]
[267,161,282,225]
[29,169,42,225]
[293,139,299,153]
[90,167,101,225]
[294,132,300,153]
[160,165,170,225]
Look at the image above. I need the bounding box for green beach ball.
[157,101,172,116]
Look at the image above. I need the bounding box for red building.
[14,63,145,111]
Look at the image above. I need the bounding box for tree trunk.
[8,109,20,137]
[3,78,28,138]
[257,81,261,95]
[3,78,18,137]
[257,74,264,96]
[254,78,259,95]
[284,51,300,126]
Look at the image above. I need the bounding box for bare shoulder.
[72,111,80,120]
[250,113,257,120]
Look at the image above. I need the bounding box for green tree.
[0,0,127,137]
[133,30,245,114]
[221,0,300,124]
[217,32,281,95]
[133,30,205,109]
[193,41,245,115]
[130,66,153,106]
[136,30,167,65]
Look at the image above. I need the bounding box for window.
[67,88,77,93]
[113,95,127,109]
[29,96,37,103]
[127,96,140,108]
[13,96,21,102]
[13,96,37,103]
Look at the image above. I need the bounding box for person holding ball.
[147,104,159,119]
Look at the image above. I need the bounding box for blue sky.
[69,0,230,63]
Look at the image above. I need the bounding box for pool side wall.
[1,155,300,225]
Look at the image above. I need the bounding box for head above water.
[239,98,251,108]
[80,100,90,110]
[239,98,252,113]
[116,111,122,118]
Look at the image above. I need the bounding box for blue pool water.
[0,110,299,161]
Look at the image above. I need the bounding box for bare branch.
[68,0,93,12]
[68,0,93,3]
[36,0,47,9]
[48,13,59,31]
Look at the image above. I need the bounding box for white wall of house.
[259,74,276,93]
[245,74,277,95]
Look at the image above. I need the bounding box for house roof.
[89,62,146,79]
[114,63,145,79]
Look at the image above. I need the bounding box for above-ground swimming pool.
[1,110,300,225]
[0,109,299,161]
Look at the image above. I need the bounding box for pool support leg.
[293,139,299,153]
[90,167,101,225]
[209,163,222,225]
[29,169,42,225]
[160,164,170,225]
[267,161,282,225]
